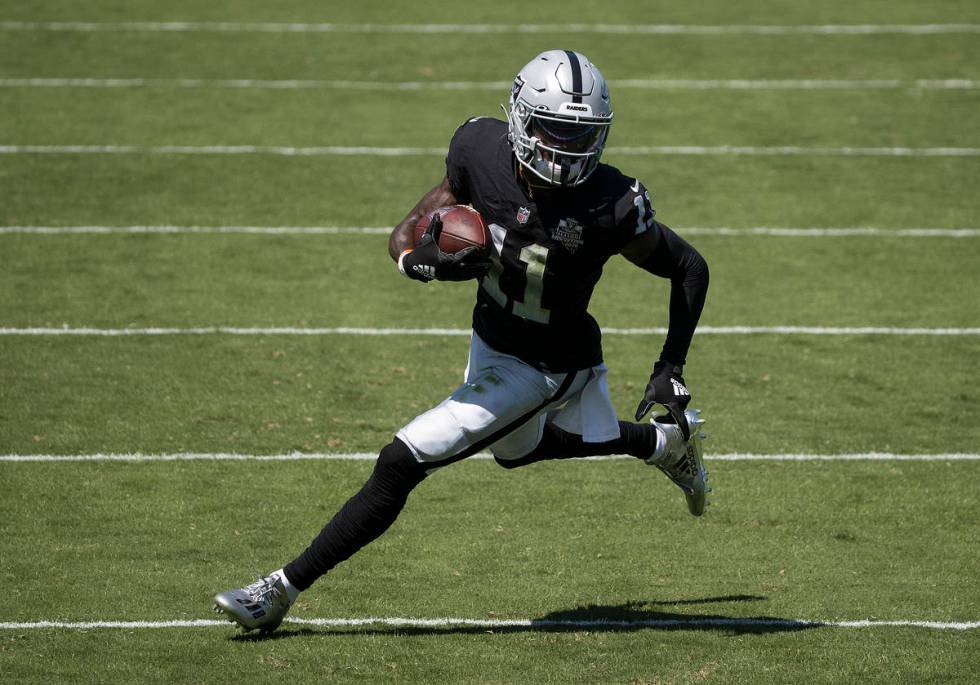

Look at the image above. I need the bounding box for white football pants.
[396,332,621,466]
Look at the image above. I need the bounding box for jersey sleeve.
[610,177,659,253]
[445,118,481,204]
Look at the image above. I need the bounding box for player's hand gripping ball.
[413,205,491,252]
[402,205,492,282]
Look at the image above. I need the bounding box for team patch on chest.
[552,217,585,254]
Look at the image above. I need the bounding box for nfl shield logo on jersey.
[516,206,531,225]
[553,218,585,254]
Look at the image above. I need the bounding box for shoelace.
[245,575,279,604]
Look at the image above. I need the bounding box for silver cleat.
[646,408,710,516]
[213,574,292,633]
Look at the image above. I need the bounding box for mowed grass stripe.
[4,77,980,90]
[3,154,976,229]
[1,335,976,455]
[7,0,980,26]
[4,144,979,156]
[3,629,974,684]
[1,327,978,336]
[2,453,977,462]
[3,226,978,236]
[4,21,980,35]
[7,88,978,150]
[2,458,976,626]
[3,32,977,82]
[2,233,975,329]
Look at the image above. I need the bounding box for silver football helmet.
[505,50,613,187]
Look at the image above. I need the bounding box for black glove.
[401,214,491,282]
[634,360,692,439]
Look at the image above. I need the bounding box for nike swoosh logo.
[630,180,640,193]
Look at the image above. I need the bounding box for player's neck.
[516,164,557,200]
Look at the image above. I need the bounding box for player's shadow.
[232,594,820,642]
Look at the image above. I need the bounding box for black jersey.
[446,116,660,372]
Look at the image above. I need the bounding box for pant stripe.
[419,369,582,469]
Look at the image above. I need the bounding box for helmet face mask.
[506,50,614,187]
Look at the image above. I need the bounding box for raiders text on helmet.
[505,50,614,187]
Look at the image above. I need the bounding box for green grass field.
[1,1,979,683]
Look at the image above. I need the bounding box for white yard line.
[0,452,383,462]
[0,616,977,631]
[679,227,980,237]
[1,225,977,237]
[0,326,977,337]
[1,452,977,463]
[607,146,980,157]
[708,453,980,462]
[0,326,471,336]
[598,326,980,335]
[0,145,447,156]
[2,144,978,157]
[2,77,978,91]
[610,78,980,90]
[0,78,514,91]
[2,21,979,35]
[0,225,395,235]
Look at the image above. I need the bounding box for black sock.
[283,438,428,591]
[495,421,657,469]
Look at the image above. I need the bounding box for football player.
[214,50,710,632]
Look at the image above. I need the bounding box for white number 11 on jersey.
[482,223,551,324]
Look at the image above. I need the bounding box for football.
[414,205,490,254]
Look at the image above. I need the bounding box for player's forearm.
[388,177,458,261]
[661,262,708,365]
[641,224,710,365]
